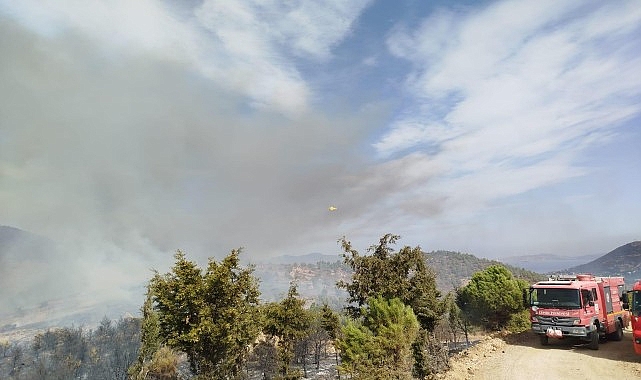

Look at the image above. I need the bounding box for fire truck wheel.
[607,321,623,341]
[539,335,549,346]
[588,331,599,350]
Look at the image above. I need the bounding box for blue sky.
[1,0,640,300]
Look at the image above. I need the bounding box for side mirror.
[622,291,630,310]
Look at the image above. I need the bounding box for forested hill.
[425,250,545,292]
[562,241,641,284]
[254,250,545,304]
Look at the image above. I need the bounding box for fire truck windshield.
[632,290,641,317]
[530,288,581,309]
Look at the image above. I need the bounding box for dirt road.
[440,328,641,380]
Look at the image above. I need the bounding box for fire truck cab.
[529,274,629,350]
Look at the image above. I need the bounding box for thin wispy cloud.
[379,0,641,213]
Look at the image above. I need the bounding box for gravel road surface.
[439,328,641,380]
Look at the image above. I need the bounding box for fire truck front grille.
[536,316,576,326]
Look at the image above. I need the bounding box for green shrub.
[505,309,531,333]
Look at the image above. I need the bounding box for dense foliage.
[338,234,443,331]
[338,296,419,380]
[149,249,261,378]
[456,265,529,330]
[338,234,448,377]
[129,287,174,380]
[262,283,312,379]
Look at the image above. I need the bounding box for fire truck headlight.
[572,319,581,325]
[635,338,641,345]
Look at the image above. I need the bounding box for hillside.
[562,241,641,284]
[0,226,62,317]
[254,260,350,308]
[254,250,544,305]
[0,225,53,260]
[425,250,545,292]
[0,226,141,340]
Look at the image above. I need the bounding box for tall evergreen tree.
[263,283,312,379]
[338,234,443,331]
[320,304,341,369]
[338,234,446,377]
[148,249,261,378]
[129,286,163,380]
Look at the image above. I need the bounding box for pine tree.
[129,286,163,379]
[338,297,419,380]
[147,249,261,378]
[456,264,529,330]
[263,283,312,379]
[320,304,341,369]
[338,234,446,377]
[338,234,443,331]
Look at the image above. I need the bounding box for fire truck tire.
[607,321,623,341]
[539,335,549,346]
[588,331,599,350]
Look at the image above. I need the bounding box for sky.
[1,0,640,308]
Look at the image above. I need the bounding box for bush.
[505,309,531,333]
[412,329,449,377]
[338,297,419,380]
[147,346,179,380]
[456,265,529,330]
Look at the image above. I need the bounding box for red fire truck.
[529,274,629,350]
[630,280,641,354]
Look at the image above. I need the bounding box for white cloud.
[273,0,373,60]
[1,0,196,56]
[195,0,372,61]
[378,0,641,216]
[0,0,372,116]
[194,0,373,113]
[373,120,462,157]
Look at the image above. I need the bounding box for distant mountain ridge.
[0,225,24,246]
[0,225,53,259]
[502,253,602,273]
[562,241,641,284]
